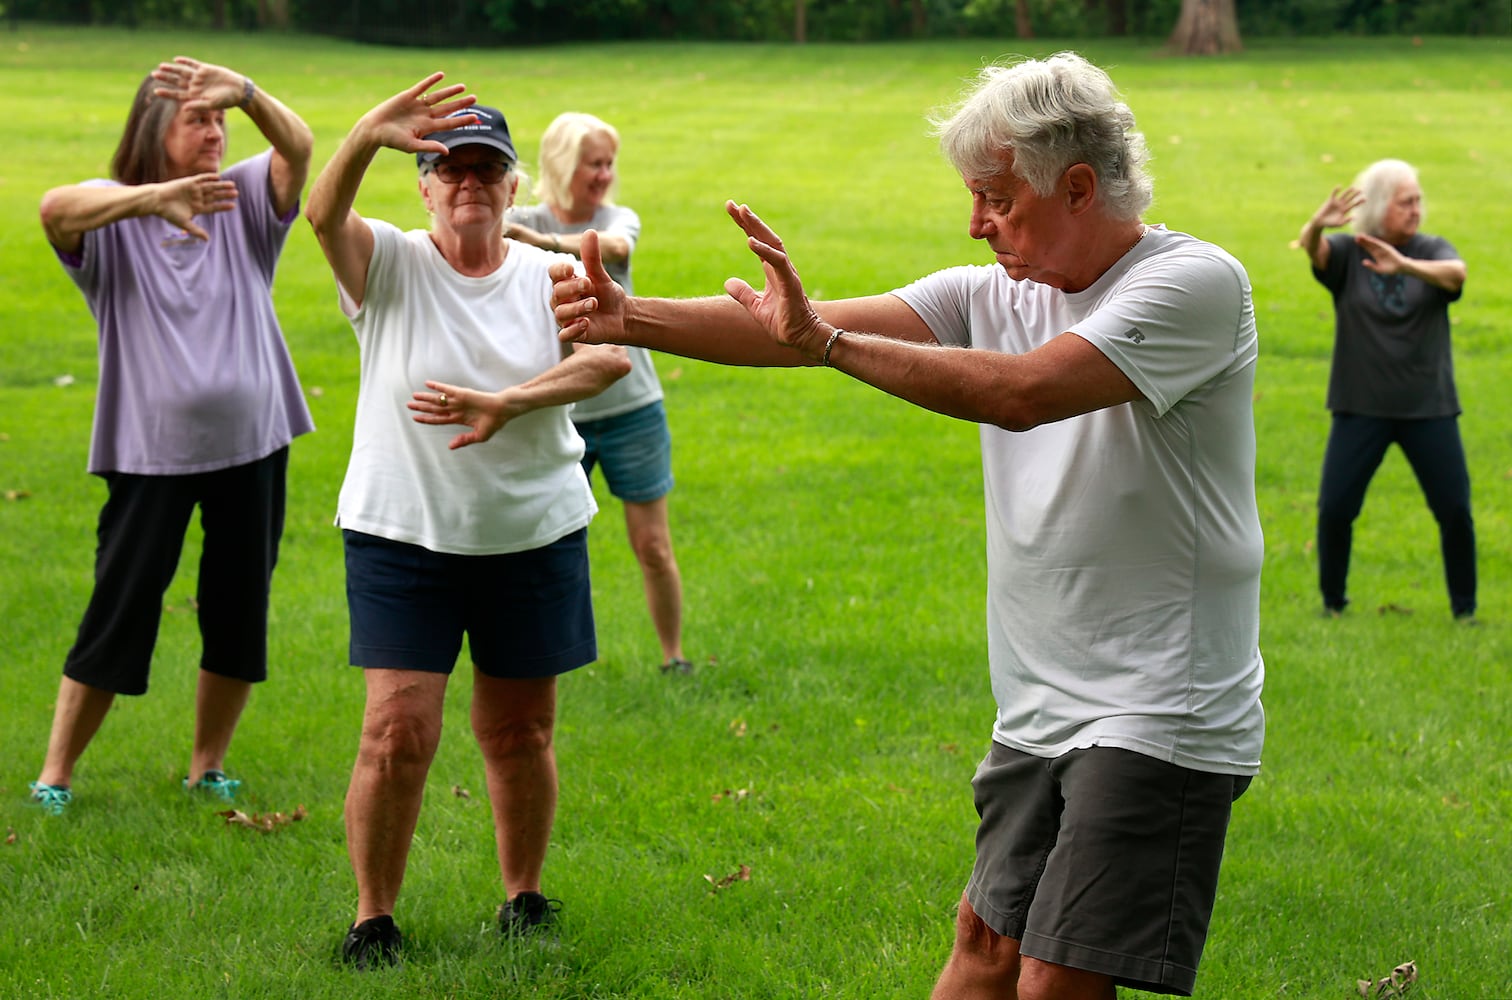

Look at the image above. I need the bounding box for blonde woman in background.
[506,113,694,675]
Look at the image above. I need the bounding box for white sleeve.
[1074,248,1253,416]
[891,266,983,348]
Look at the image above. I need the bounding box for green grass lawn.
[1,27,1509,999]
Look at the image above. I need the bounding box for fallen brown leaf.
[5,827,16,845]
[1357,959,1418,998]
[452,785,471,800]
[704,864,752,892]
[218,804,307,833]
[4,490,30,501]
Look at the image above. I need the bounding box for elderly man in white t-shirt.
[549,52,1263,1000]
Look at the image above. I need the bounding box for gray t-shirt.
[57,150,314,475]
[895,227,1265,775]
[506,202,663,422]
[1313,232,1463,418]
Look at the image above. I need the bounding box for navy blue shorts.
[63,448,288,696]
[574,400,673,504]
[343,528,597,677]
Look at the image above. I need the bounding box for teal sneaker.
[184,769,241,802]
[28,781,73,816]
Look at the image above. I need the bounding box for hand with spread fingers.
[1313,185,1365,230]
[721,200,831,362]
[150,56,246,112]
[407,381,508,450]
[157,173,239,241]
[1354,232,1410,275]
[359,73,479,159]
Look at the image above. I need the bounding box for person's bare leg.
[932,894,1023,1000]
[36,676,116,787]
[188,670,253,784]
[345,669,449,923]
[931,895,1116,1000]
[1017,957,1116,1000]
[472,670,557,898]
[624,497,684,663]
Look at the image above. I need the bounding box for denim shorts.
[343,528,596,678]
[574,399,673,504]
[965,743,1251,996]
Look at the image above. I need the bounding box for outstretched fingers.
[377,73,478,156]
[723,202,827,356]
[725,200,786,250]
[406,380,493,449]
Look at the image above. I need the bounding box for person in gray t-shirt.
[1299,159,1475,620]
[27,57,315,818]
[506,113,693,675]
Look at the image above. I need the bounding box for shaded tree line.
[8,0,1507,42]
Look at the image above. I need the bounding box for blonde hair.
[532,112,619,212]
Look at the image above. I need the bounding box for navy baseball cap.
[416,105,517,166]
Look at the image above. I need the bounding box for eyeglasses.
[428,160,511,185]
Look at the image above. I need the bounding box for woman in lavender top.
[27,56,314,816]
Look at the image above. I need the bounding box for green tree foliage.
[7,0,1508,41]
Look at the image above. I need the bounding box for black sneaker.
[498,891,561,936]
[341,915,402,970]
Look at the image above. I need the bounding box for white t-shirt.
[335,220,596,555]
[894,228,1265,774]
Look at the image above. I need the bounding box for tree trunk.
[795,0,806,43]
[1108,0,1128,36]
[1015,0,1033,38]
[1167,0,1242,55]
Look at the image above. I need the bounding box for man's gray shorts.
[965,743,1251,996]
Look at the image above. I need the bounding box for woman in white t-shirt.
[305,75,629,969]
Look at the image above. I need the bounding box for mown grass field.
[1,26,1508,999]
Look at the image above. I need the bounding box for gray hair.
[1353,159,1422,237]
[931,52,1153,221]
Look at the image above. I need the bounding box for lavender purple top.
[55,149,314,475]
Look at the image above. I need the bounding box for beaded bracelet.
[822,328,845,366]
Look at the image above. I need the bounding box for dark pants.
[1317,413,1476,617]
[64,449,289,695]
